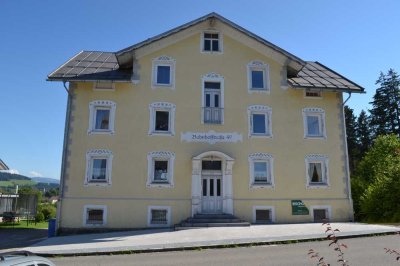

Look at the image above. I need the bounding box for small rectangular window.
[252,114,267,134]
[255,209,271,223]
[203,33,220,52]
[87,209,104,224]
[151,209,167,224]
[156,65,171,85]
[202,160,222,170]
[307,115,321,136]
[92,158,107,181]
[305,89,322,97]
[95,109,110,130]
[313,209,328,223]
[254,162,268,183]
[154,160,168,182]
[251,70,264,89]
[204,82,220,89]
[309,162,323,183]
[155,111,169,132]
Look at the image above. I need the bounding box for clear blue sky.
[1,0,399,179]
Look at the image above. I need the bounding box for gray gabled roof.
[288,62,364,93]
[47,51,131,82]
[116,12,305,69]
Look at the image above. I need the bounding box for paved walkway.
[7,223,400,255]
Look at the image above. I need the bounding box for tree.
[356,110,372,157]
[357,135,400,222]
[344,106,359,173]
[369,69,400,137]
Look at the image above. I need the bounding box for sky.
[0,0,399,179]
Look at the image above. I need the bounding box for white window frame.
[147,151,175,188]
[248,153,274,189]
[247,105,272,138]
[304,89,322,99]
[83,204,107,227]
[85,149,113,186]
[310,205,331,222]
[252,206,275,224]
[201,72,224,124]
[151,55,176,89]
[93,81,115,91]
[88,100,116,135]
[305,154,329,188]
[148,102,176,136]
[147,205,171,227]
[247,60,270,93]
[200,31,223,54]
[302,107,326,139]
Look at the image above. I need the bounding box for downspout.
[341,92,353,221]
[56,81,72,234]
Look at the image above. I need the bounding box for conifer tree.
[344,106,358,173]
[356,110,372,157]
[369,69,400,137]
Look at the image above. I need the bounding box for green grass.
[0,181,13,187]
[0,221,48,229]
[11,179,36,186]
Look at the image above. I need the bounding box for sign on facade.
[291,200,309,215]
[181,131,243,144]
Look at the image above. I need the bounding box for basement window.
[253,206,275,224]
[148,206,171,227]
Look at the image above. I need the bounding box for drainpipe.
[341,92,354,221]
[56,81,72,234]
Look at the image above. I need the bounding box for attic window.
[305,89,322,98]
[201,32,223,53]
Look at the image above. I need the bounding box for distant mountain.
[0,171,31,181]
[31,177,60,184]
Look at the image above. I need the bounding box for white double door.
[201,175,223,213]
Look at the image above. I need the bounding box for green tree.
[369,69,400,137]
[344,106,359,173]
[357,135,400,222]
[356,110,372,157]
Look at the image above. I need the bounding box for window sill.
[304,135,326,140]
[249,134,272,138]
[248,88,270,94]
[84,223,105,227]
[87,130,114,135]
[250,183,274,189]
[149,131,174,136]
[151,84,174,90]
[201,50,223,55]
[147,182,173,188]
[307,183,329,189]
[84,181,111,187]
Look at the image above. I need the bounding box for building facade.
[48,13,364,232]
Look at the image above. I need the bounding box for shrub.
[35,212,44,222]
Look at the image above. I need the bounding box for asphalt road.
[0,228,47,249]
[51,234,400,266]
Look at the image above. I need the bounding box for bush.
[37,203,57,221]
[35,212,44,222]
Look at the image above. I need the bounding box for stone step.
[186,218,243,223]
[175,221,250,230]
[174,213,251,230]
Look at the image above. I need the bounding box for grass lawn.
[0,221,48,229]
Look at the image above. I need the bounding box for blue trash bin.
[48,218,56,238]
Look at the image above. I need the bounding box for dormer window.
[201,32,223,53]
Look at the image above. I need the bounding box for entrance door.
[201,175,222,213]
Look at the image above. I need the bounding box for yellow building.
[48,13,364,233]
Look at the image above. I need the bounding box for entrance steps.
[175,213,250,230]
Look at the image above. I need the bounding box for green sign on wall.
[291,200,309,215]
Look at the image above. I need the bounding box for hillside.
[0,172,59,193]
[31,177,60,184]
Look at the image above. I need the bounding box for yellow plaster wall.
[60,27,351,229]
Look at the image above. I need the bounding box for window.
[88,100,116,135]
[85,149,113,186]
[247,61,270,93]
[305,154,329,188]
[152,55,175,89]
[248,153,274,188]
[247,105,272,138]
[303,108,326,139]
[147,206,171,227]
[305,89,322,98]
[311,206,331,223]
[83,205,107,226]
[148,102,176,136]
[147,151,175,188]
[93,81,115,91]
[253,206,275,224]
[202,72,224,124]
[201,32,222,53]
